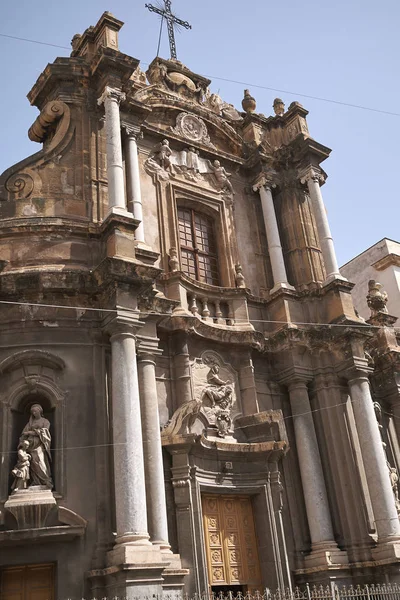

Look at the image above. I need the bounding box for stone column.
[124,125,145,242]
[300,167,343,283]
[253,178,294,294]
[348,373,400,540]
[288,380,336,546]
[138,352,170,551]
[109,324,150,545]
[98,86,126,213]
[173,332,192,409]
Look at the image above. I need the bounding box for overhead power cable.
[0,32,399,118]
[0,298,397,331]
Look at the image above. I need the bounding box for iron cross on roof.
[145,0,192,60]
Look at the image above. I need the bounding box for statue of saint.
[19,404,53,489]
[11,440,31,491]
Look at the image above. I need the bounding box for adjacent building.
[1,12,400,600]
[341,238,400,320]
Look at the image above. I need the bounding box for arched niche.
[0,351,66,501]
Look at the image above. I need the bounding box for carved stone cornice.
[97,86,126,106]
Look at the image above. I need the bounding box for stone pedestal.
[4,486,57,529]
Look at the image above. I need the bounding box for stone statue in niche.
[13,404,53,490]
[11,440,31,491]
[367,280,388,316]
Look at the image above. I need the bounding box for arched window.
[178,207,219,285]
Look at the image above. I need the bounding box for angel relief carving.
[145,139,234,195]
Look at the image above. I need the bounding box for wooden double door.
[0,564,54,600]
[202,494,262,593]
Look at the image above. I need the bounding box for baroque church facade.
[1,11,400,600]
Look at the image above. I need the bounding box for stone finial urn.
[242,89,256,113]
[273,98,285,116]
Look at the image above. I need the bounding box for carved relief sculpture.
[145,139,234,195]
[204,364,234,437]
[14,404,53,490]
[171,112,215,148]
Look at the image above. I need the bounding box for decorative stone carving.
[162,399,202,437]
[208,160,234,195]
[367,280,388,316]
[28,100,71,145]
[203,90,242,121]
[171,112,215,148]
[16,403,53,490]
[161,351,241,440]
[4,171,35,199]
[169,247,179,272]
[146,57,210,103]
[11,440,31,491]
[387,461,400,516]
[144,140,234,195]
[242,89,256,114]
[235,264,246,288]
[273,98,285,116]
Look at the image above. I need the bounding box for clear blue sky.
[1,0,399,266]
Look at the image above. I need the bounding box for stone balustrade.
[164,272,253,330]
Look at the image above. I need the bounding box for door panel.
[1,564,54,600]
[202,494,262,592]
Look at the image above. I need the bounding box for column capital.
[103,313,144,338]
[137,348,163,363]
[299,166,325,185]
[253,174,277,193]
[122,123,143,140]
[97,86,126,106]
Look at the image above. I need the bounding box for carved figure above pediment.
[144,139,234,196]
[203,90,242,122]
[146,57,210,103]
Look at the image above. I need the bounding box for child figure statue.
[11,440,31,491]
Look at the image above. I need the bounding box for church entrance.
[202,494,262,593]
[0,564,55,600]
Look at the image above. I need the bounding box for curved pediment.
[0,349,65,374]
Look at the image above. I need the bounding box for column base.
[371,538,400,564]
[270,281,296,295]
[108,206,136,219]
[322,273,348,286]
[303,541,349,570]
